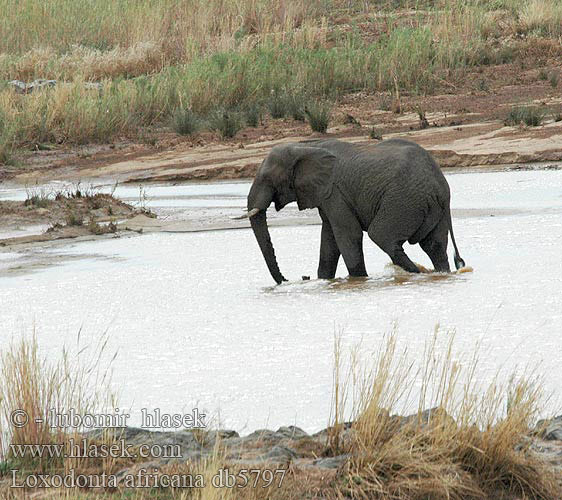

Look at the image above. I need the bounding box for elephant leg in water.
[323,196,368,277]
[317,209,340,279]
[367,205,422,274]
[419,217,451,272]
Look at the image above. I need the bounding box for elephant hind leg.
[419,217,450,272]
[368,217,420,274]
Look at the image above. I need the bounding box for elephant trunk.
[248,183,286,285]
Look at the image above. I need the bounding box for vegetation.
[505,104,547,126]
[243,102,263,128]
[170,107,201,136]
[0,0,561,158]
[0,329,559,499]
[266,91,289,119]
[304,99,333,133]
[286,92,307,121]
[329,330,560,500]
[0,333,119,478]
[209,109,244,138]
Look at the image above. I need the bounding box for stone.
[8,79,56,94]
[396,407,455,429]
[257,445,297,462]
[275,426,308,439]
[8,79,102,94]
[311,454,349,469]
[245,429,282,442]
[537,416,562,441]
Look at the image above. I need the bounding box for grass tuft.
[505,105,547,127]
[170,107,201,136]
[305,100,332,133]
[209,109,244,139]
[267,91,288,119]
[286,92,307,121]
[330,329,560,500]
[243,102,263,128]
[0,332,120,477]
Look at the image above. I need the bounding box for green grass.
[0,0,560,154]
[243,102,263,127]
[505,105,547,127]
[267,91,289,119]
[305,99,332,133]
[209,109,244,139]
[286,92,307,121]
[170,107,201,136]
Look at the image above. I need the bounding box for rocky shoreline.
[95,410,562,481]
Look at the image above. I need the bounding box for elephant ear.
[288,146,338,210]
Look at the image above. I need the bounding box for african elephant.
[245,138,465,284]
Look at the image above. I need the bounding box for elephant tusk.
[230,208,261,220]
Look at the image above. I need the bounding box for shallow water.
[1,169,562,432]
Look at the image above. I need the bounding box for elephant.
[245,138,465,284]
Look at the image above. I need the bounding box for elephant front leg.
[318,212,341,279]
[324,208,367,278]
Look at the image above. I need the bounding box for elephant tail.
[447,210,465,270]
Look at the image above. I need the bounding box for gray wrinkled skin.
[247,138,465,284]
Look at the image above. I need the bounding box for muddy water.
[1,169,562,432]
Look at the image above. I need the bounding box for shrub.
[65,211,83,226]
[209,109,243,139]
[243,103,263,128]
[304,100,332,133]
[170,108,201,136]
[330,330,561,500]
[266,91,288,119]
[369,127,383,140]
[0,141,15,166]
[549,71,559,88]
[286,93,307,121]
[505,105,546,127]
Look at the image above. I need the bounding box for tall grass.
[0,31,506,151]
[0,331,119,476]
[0,0,327,55]
[0,0,560,152]
[330,329,560,500]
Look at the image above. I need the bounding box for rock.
[313,421,353,438]
[245,429,282,442]
[7,80,27,93]
[9,79,56,94]
[8,79,102,94]
[275,426,308,439]
[396,407,455,430]
[311,454,349,469]
[257,445,297,462]
[537,416,562,441]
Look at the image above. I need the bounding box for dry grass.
[0,0,327,78]
[330,328,560,500]
[0,331,124,478]
[1,0,561,154]
[519,0,562,37]
[0,328,560,499]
